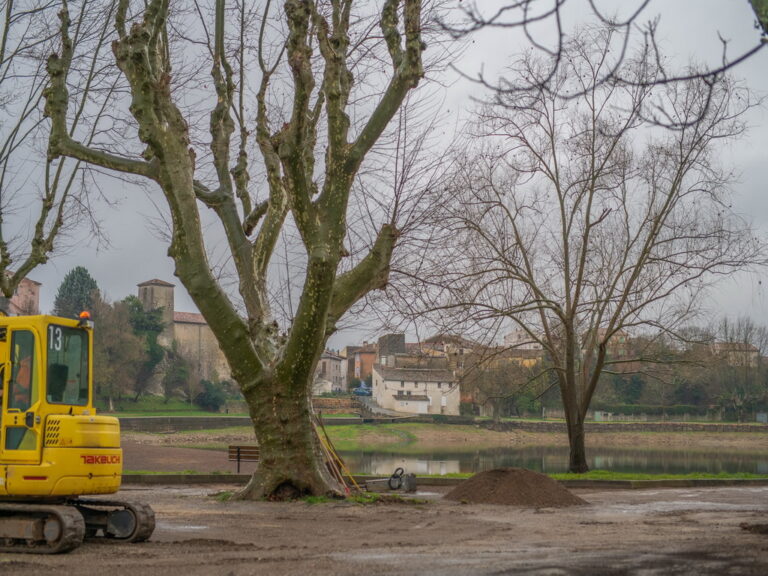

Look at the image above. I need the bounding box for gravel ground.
[4,430,766,574]
[1,484,767,575]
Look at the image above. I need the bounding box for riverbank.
[122,421,768,452]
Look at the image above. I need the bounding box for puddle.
[157,522,208,532]
[413,491,444,499]
[604,500,768,515]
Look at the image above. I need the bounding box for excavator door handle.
[25,411,35,428]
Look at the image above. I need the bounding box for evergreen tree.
[53,266,99,318]
[123,295,165,335]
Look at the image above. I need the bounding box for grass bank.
[99,397,249,417]
[323,422,768,452]
[423,470,768,481]
[122,422,768,452]
[550,470,768,481]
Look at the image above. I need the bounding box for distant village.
[9,276,767,421]
[315,329,765,422]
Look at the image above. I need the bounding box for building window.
[437,382,442,389]
[401,381,404,388]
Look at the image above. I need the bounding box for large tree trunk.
[565,412,589,473]
[561,379,590,473]
[238,374,343,500]
[235,256,344,500]
[491,400,501,423]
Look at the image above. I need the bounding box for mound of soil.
[444,467,586,507]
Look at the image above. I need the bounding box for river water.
[338,445,768,476]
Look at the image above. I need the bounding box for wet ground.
[1,484,767,575]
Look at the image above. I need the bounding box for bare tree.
[711,316,768,421]
[464,358,543,422]
[451,1,766,95]
[44,0,442,499]
[412,28,765,472]
[91,295,146,411]
[0,0,119,311]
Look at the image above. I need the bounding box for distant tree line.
[466,316,768,423]
[589,318,768,423]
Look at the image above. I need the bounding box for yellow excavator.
[0,313,155,553]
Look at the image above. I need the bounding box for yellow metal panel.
[0,314,119,499]
[44,415,120,448]
[4,447,122,497]
[52,475,122,496]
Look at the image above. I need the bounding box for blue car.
[353,386,372,396]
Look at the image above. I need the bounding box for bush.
[194,380,228,412]
[460,402,477,416]
[591,403,712,417]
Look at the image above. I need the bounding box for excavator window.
[46,324,88,406]
[5,330,38,450]
[9,330,36,412]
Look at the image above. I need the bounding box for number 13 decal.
[48,325,62,351]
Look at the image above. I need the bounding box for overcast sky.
[28,0,768,347]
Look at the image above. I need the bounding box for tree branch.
[326,223,399,335]
[347,0,424,171]
[44,3,157,179]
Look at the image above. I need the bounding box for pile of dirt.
[444,467,586,507]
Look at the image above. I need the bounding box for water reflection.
[338,445,768,476]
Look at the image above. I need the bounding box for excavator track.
[0,503,86,554]
[73,498,155,542]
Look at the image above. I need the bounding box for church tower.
[137,279,175,346]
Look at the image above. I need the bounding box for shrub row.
[592,403,713,416]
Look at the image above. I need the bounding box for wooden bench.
[228,445,260,473]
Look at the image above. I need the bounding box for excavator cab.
[0,314,154,553]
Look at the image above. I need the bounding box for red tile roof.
[138,279,176,287]
[173,311,207,324]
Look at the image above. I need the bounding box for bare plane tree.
[0,0,119,312]
[452,0,766,94]
[411,27,766,473]
[44,0,443,499]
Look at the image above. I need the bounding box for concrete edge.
[121,474,768,489]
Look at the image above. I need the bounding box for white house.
[313,350,348,395]
[372,365,460,416]
[503,329,543,350]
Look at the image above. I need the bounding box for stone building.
[372,364,460,415]
[137,279,230,382]
[371,333,461,416]
[137,279,175,345]
[313,350,347,395]
[12,277,41,315]
[4,274,40,315]
[341,342,377,385]
[377,333,406,364]
[711,341,760,368]
[503,328,544,350]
